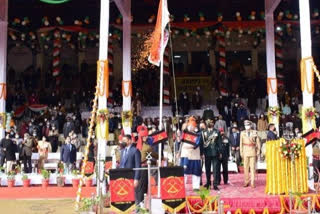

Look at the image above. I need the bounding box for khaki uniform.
[240,130,261,186]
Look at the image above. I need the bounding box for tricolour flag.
[148,0,170,66]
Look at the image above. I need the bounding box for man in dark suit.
[119,135,142,205]
[3,133,17,173]
[229,124,241,166]
[267,124,278,141]
[60,137,77,174]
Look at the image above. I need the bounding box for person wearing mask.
[48,125,59,152]
[267,124,278,141]
[229,124,241,166]
[60,137,77,174]
[202,119,221,190]
[42,121,51,138]
[63,116,75,138]
[219,128,230,185]
[13,133,23,166]
[119,135,142,205]
[257,114,268,131]
[3,133,17,173]
[214,115,227,134]
[37,136,52,170]
[240,120,261,188]
[237,103,248,126]
[180,117,202,191]
[21,133,33,173]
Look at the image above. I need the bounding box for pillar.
[0,0,8,140]
[299,0,314,190]
[265,12,279,132]
[96,0,110,196]
[121,0,132,135]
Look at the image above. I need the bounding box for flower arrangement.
[96,109,109,123]
[121,111,133,128]
[267,106,281,117]
[279,140,302,160]
[57,162,64,176]
[304,107,316,120]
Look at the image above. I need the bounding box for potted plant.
[22,174,31,187]
[238,162,244,173]
[79,195,100,214]
[191,186,217,214]
[72,169,80,188]
[56,162,65,187]
[291,193,308,214]
[6,171,16,188]
[41,169,50,188]
[85,175,93,187]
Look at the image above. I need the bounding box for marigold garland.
[122,80,132,97]
[267,78,277,95]
[0,83,6,100]
[97,60,109,97]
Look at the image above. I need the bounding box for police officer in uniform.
[240,120,261,188]
[202,119,221,190]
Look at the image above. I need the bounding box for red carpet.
[0,186,96,199]
[179,173,317,213]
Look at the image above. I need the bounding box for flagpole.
[157,0,165,199]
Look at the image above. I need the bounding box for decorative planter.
[238,166,244,174]
[72,178,80,188]
[23,179,31,187]
[56,176,65,187]
[7,180,15,188]
[42,179,49,188]
[85,179,93,187]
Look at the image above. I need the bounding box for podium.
[265,139,308,195]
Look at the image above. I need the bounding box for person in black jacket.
[202,120,222,190]
[3,134,16,173]
[229,124,241,166]
[219,128,230,185]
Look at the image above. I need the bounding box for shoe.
[243,183,249,187]
[251,184,256,188]
[193,188,200,192]
[224,182,229,185]
[204,183,210,189]
[213,186,219,191]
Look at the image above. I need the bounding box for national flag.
[164,95,170,104]
[276,60,283,69]
[28,104,48,112]
[219,47,226,57]
[219,57,226,67]
[220,88,228,96]
[148,0,170,66]
[276,49,283,58]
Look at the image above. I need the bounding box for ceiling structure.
[7,0,320,29]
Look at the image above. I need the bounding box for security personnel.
[202,119,221,190]
[240,120,261,188]
[219,128,230,185]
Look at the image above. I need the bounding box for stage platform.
[180,173,319,214]
[0,172,319,213]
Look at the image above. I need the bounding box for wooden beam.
[265,0,281,14]
[114,0,131,20]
